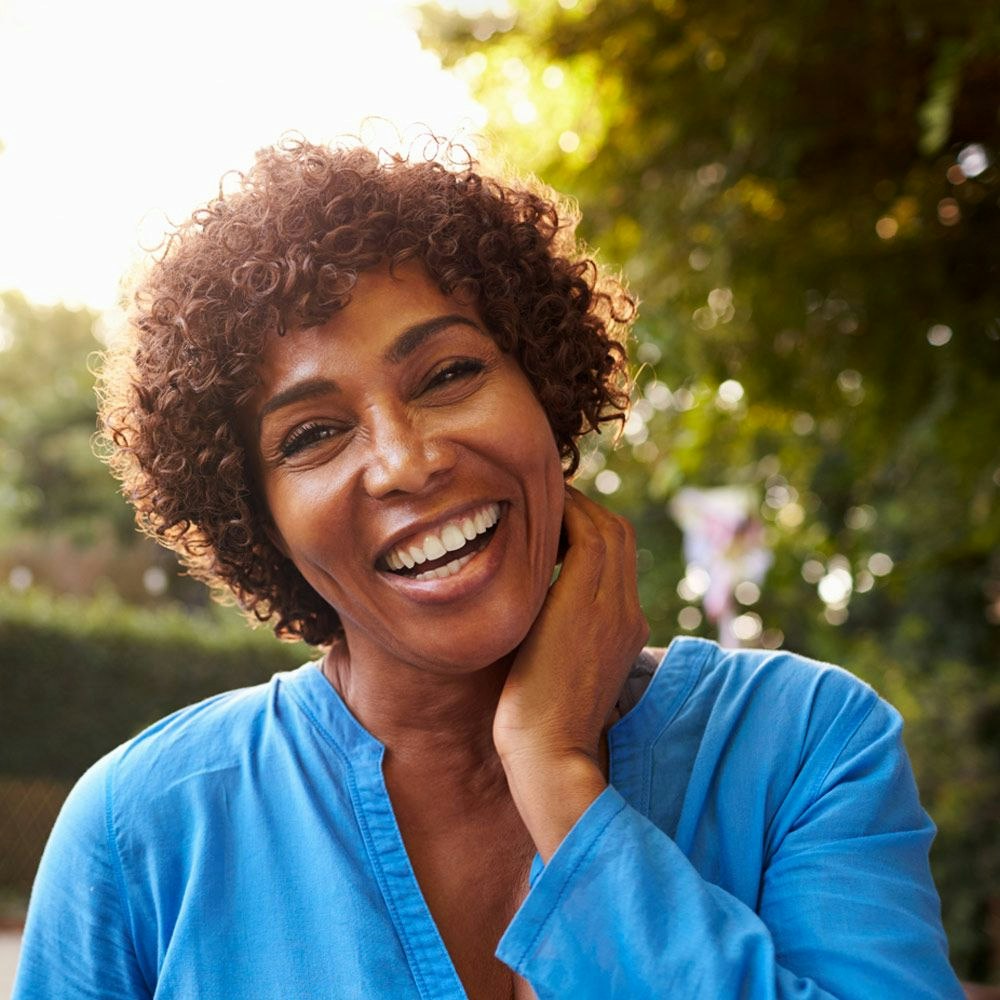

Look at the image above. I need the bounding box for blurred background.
[1,0,998,987]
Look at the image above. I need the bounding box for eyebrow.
[256,313,485,437]
[256,377,339,438]
[382,314,483,364]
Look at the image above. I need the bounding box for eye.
[279,420,345,458]
[423,358,487,393]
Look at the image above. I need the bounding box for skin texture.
[246,262,649,998]
[250,262,567,679]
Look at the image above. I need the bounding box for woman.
[14,137,963,999]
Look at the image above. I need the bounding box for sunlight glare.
[0,0,483,308]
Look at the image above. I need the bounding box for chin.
[385,596,544,676]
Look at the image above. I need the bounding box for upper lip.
[374,500,503,568]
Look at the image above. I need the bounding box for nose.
[361,405,456,498]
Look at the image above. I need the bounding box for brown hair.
[97,136,635,645]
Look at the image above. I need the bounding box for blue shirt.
[13,638,963,998]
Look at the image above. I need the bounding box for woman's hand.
[494,486,649,860]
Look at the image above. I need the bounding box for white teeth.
[441,524,466,552]
[413,552,474,581]
[383,502,501,574]
[423,535,446,560]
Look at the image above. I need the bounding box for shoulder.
[119,677,275,768]
[631,640,913,852]
[94,663,320,822]
[664,636,881,719]
[639,638,896,780]
[697,638,876,705]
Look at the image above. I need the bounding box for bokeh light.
[731,612,763,642]
[868,552,894,576]
[677,606,703,630]
[927,324,953,346]
[594,470,622,495]
[957,143,989,179]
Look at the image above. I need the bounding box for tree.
[0,293,125,542]
[421,0,1000,979]
[0,293,203,604]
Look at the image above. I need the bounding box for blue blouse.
[13,638,963,998]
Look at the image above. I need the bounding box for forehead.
[257,262,480,388]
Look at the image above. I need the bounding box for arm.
[12,753,152,1000]
[497,695,963,998]
[493,488,962,998]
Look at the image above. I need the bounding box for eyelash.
[279,421,343,458]
[277,358,488,459]
[426,357,486,388]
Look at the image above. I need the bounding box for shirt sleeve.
[12,753,152,1000]
[497,695,964,1000]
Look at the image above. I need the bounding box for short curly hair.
[97,136,635,646]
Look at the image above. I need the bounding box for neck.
[323,638,511,795]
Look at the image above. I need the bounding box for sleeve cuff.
[497,784,627,973]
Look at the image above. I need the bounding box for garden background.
[1,0,998,985]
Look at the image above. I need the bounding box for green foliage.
[0,292,212,605]
[0,588,312,782]
[0,291,134,545]
[421,0,1000,979]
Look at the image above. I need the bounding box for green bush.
[0,588,313,781]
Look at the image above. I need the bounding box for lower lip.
[377,509,507,605]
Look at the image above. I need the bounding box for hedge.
[0,588,313,781]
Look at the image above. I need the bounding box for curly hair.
[97,135,635,646]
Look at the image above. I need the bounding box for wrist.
[500,748,607,862]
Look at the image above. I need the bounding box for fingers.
[561,486,640,598]
[495,484,650,764]
[555,487,648,654]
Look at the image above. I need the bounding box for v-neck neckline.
[278,638,706,998]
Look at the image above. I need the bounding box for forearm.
[499,748,607,862]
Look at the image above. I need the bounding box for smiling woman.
[95,138,630,649]
[250,262,568,675]
[12,138,965,999]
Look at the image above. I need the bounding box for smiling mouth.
[379,502,501,581]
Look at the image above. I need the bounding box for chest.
[395,801,538,1000]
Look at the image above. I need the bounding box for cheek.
[265,474,352,566]
[519,403,566,552]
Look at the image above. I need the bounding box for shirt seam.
[806,689,880,805]
[104,753,154,997]
[643,639,712,812]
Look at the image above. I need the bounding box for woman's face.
[246,262,566,674]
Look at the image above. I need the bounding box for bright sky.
[0,0,486,309]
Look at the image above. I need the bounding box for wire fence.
[0,777,72,905]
